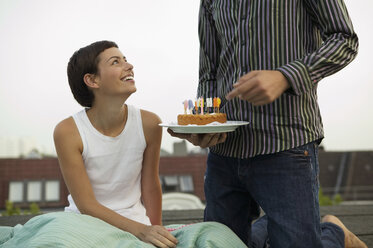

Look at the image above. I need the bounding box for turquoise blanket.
[0,212,247,247]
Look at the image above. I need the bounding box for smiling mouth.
[122,76,134,82]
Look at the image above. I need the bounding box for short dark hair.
[67,40,118,107]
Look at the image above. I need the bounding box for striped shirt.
[198,0,358,158]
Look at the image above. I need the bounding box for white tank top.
[65,105,151,225]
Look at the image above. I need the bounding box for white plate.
[159,121,249,134]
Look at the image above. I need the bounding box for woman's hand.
[137,224,178,248]
[167,128,227,148]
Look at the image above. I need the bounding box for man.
[168,0,367,247]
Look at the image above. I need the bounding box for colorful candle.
[188,100,194,114]
[183,100,188,114]
[206,98,212,113]
[200,98,204,115]
[213,97,217,113]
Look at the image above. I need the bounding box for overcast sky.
[0,0,372,155]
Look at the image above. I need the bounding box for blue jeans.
[251,215,345,248]
[204,142,345,248]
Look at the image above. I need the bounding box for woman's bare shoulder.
[140,109,162,128]
[53,117,81,149]
[54,117,76,136]
[140,109,162,144]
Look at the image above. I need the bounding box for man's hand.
[167,128,227,148]
[137,225,178,248]
[226,70,290,106]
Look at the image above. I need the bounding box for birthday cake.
[177,97,227,125]
[177,113,227,125]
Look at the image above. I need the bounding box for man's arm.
[226,0,358,105]
[277,0,359,96]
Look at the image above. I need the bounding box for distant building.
[0,155,208,209]
[160,148,172,157]
[22,149,43,159]
[173,140,188,156]
[0,158,68,209]
[0,150,372,210]
[0,137,19,158]
[318,151,373,200]
[0,136,50,159]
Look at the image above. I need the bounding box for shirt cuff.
[277,60,314,96]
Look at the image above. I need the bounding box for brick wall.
[0,156,208,209]
[318,151,373,200]
[0,158,69,209]
[159,156,207,201]
[1,151,372,209]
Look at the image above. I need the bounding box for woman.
[54,40,177,247]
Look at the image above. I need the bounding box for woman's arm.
[53,117,177,247]
[140,110,163,225]
[53,117,145,231]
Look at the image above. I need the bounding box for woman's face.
[94,47,136,97]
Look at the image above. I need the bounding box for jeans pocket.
[279,147,310,161]
[271,144,315,174]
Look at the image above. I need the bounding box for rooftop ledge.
[0,204,372,246]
